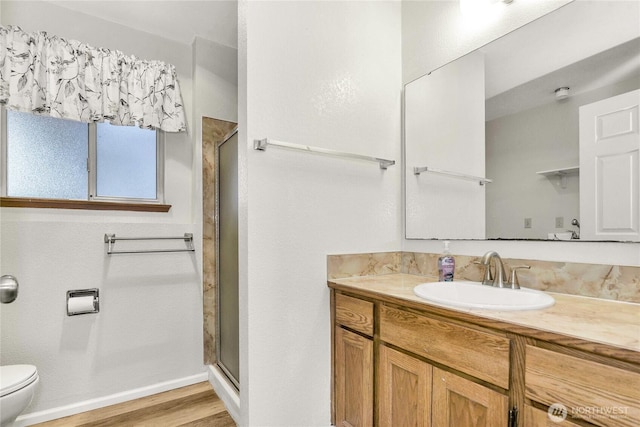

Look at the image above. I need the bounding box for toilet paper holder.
[67,288,99,316]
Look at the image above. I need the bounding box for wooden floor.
[34,382,236,427]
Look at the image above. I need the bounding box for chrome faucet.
[480,251,508,288]
[479,251,530,290]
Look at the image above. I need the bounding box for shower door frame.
[215,127,240,390]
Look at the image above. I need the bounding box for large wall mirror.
[405,1,640,242]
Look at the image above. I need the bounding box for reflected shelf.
[536,166,579,189]
[536,166,579,176]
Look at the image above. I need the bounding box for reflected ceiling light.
[555,87,570,100]
[460,0,512,16]
[459,0,512,29]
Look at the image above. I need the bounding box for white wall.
[402,0,640,265]
[239,1,401,425]
[0,1,217,421]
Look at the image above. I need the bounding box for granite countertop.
[328,273,640,364]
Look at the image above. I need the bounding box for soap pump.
[438,241,455,282]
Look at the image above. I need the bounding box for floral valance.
[0,25,187,132]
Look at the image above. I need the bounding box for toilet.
[0,365,39,427]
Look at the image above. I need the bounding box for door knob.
[0,275,19,303]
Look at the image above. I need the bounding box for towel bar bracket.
[254,139,268,151]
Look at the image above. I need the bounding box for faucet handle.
[509,265,530,289]
[473,260,493,286]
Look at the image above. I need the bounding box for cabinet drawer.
[526,345,640,427]
[379,305,510,389]
[335,293,374,336]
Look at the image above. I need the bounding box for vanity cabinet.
[331,285,640,427]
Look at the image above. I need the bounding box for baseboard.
[207,364,240,424]
[15,372,209,426]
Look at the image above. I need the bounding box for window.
[5,110,89,200]
[1,109,167,211]
[94,122,160,201]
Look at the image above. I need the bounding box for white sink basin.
[413,281,555,311]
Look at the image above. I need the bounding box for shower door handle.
[0,275,19,303]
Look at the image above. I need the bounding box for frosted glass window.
[3,109,163,206]
[6,110,88,199]
[96,123,157,199]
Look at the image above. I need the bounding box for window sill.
[0,197,171,212]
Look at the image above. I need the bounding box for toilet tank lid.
[0,365,38,397]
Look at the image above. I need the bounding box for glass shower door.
[216,129,239,388]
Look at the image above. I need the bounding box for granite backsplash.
[327,251,640,303]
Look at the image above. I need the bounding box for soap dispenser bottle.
[438,241,455,282]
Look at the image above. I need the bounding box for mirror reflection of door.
[579,90,640,242]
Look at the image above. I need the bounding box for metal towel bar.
[254,138,395,169]
[104,233,195,255]
[413,166,492,186]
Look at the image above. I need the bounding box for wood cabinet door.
[335,327,373,427]
[378,345,432,427]
[432,367,508,427]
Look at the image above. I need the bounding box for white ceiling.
[46,0,238,48]
[482,1,640,120]
[482,1,640,99]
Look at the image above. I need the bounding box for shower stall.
[202,118,239,393]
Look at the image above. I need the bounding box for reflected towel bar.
[254,138,395,170]
[413,166,492,186]
[104,233,195,254]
